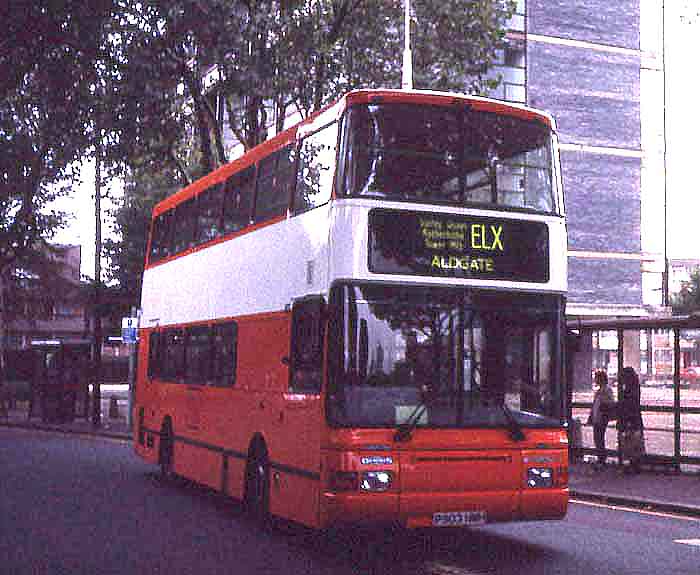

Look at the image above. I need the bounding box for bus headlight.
[360,471,393,492]
[527,467,553,488]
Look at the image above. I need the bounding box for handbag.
[620,429,645,459]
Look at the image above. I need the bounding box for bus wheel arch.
[244,434,270,524]
[158,416,175,480]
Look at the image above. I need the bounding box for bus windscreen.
[340,103,556,213]
[328,285,563,430]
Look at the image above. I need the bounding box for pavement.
[2,402,700,518]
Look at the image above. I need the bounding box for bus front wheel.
[244,444,270,525]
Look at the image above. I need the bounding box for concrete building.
[507,0,667,319]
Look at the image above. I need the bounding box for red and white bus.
[134,89,568,529]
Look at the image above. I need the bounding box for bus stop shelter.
[567,315,700,471]
[29,340,91,423]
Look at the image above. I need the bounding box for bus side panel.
[173,441,223,490]
[269,395,322,528]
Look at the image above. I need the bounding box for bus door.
[276,296,324,526]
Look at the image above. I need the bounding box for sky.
[52,3,700,279]
[52,158,121,280]
[663,1,699,259]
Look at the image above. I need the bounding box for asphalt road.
[2,427,700,575]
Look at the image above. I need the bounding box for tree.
[1,1,116,272]
[671,268,700,315]
[1,1,116,382]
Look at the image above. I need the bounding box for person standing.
[618,367,645,474]
[589,369,615,468]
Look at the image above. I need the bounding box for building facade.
[516,0,667,319]
[1,245,89,349]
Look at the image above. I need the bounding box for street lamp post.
[402,0,413,90]
[92,139,103,428]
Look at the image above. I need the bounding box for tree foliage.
[1,1,117,378]
[1,1,115,275]
[108,0,514,180]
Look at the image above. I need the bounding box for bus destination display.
[368,209,549,282]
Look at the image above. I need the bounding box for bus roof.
[153,89,555,218]
[341,89,555,129]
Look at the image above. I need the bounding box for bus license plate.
[432,511,486,527]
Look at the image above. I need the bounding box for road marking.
[428,563,491,575]
[571,498,700,522]
[674,539,700,547]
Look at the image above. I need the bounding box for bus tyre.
[244,446,270,526]
[158,419,175,482]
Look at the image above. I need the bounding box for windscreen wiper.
[502,404,526,442]
[394,387,450,442]
[393,400,428,443]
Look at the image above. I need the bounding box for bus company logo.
[360,456,394,466]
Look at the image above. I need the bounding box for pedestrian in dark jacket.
[618,367,645,473]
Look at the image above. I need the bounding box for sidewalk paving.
[569,460,700,517]
[1,405,131,441]
[3,405,700,518]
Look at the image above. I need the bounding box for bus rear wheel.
[158,419,174,481]
[244,446,270,525]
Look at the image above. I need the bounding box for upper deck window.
[339,103,557,214]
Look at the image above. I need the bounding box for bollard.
[109,396,120,419]
[570,417,582,463]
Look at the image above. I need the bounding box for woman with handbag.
[618,367,645,474]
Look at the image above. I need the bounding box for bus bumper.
[320,488,568,528]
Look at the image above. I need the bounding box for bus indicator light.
[360,471,393,492]
[527,467,554,488]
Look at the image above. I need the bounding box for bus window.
[147,331,162,379]
[289,297,325,394]
[340,103,556,214]
[254,145,295,223]
[295,123,338,214]
[195,184,224,244]
[222,166,255,234]
[149,211,173,263]
[328,285,562,428]
[277,144,297,209]
[172,197,198,254]
[163,329,186,382]
[185,325,211,385]
[211,322,237,387]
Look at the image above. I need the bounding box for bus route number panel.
[368,209,550,283]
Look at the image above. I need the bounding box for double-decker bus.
[134,89,568,529]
